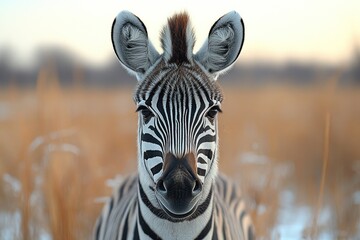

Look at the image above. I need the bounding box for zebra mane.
[161,12,196,64]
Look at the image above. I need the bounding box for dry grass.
[0,66,359,239]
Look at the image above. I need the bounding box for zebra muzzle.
[155,153,202,219]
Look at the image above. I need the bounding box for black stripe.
[179,80,185,108]
[141,133,162,146]
[138,181,172,220]
[103,197,114,230]
[108,196,114,213]
[197,168,206,176]
[248,225,255,240]
[240,210,246,226]
[111,18,120,62]
[118,183,125,202]
[155,78,170,118]
[202,84,213,105]
[193,92,206,130]
[137,62,165,101]
[138,205,162,239]
[190,89,197,124]
[212,220,218,240]
[143,150,163,160]
[182,80,189,114]
[95,215,102,240]
[154,111,168,141]
[144,69,167,104]
[203,125,215,133]
[192,70,213,105]
[151,162,163,175]
[198,134,216,146]
[198,149,213,162]
[223,213,227,239]
[194,213,213,240]
[198,157,207,164]
[230,184,237,201]
[149,125,163,140]
[120,211,129,240]
[155,79,171,138]
[133,221,140,240]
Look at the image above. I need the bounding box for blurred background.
[1,0,360,239]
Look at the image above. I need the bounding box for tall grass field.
[0,67,359,239]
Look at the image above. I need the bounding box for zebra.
[94,10,254,240]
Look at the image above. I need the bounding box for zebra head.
[112,11,244,219]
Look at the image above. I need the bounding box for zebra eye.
[206,106,222,120]
[136,106,154,123]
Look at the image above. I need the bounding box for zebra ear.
[111,11,160,80]
[195,11,244,78]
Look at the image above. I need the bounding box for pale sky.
[0,0,359,67]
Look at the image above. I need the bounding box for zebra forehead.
[134,62,223,104]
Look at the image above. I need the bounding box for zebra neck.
[137,181,215,239]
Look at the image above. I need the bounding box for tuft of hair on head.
[160,12,196,65]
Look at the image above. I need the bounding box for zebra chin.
[156,195,199,219]
[154,153,203,219]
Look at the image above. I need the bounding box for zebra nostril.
[157,179,167,193]
[192,179,202,195]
